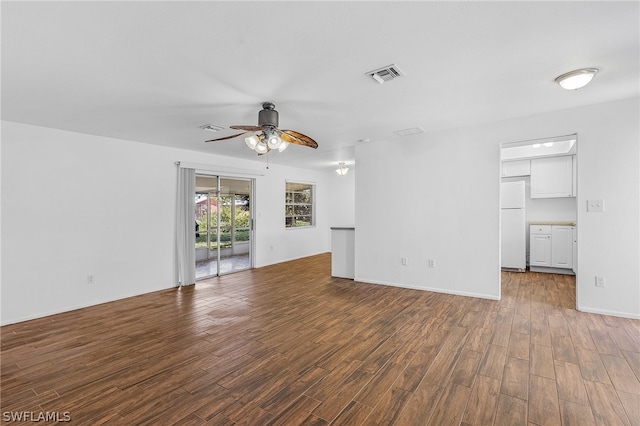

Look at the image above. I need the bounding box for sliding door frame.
[195,173,255,280]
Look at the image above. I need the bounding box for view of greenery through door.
[195,176,252,279]
[195,194,250,250]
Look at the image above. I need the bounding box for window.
[285,181,315,228]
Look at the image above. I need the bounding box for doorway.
[500,135,578,305]
[195,175,253,280]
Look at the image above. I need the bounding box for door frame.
[195,173,255,279]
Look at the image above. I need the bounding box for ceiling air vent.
[394,127,425,137]
[199,124,225,132]
[366,64,405,84]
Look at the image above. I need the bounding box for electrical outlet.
[401,257,408,266]
[87,275,94,284]
[429,259,436,268]
[595,276,605,287]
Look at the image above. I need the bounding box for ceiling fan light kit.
[267,133,283,149]
[555,68,598,90]
[278,141,289,152]
[206,102,318,155]
[244,135,259,149]
[255,141,268,154]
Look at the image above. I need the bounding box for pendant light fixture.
[336,162,349,176]
[555,68,598,90]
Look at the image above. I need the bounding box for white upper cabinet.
[502,159,531,177]
[530,155,575,198]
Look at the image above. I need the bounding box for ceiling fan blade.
[280,130,318,149]
[205,131,248,142]
[230,125,263,131]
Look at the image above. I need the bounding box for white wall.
[355,97,639,318]
[328,168,356,227]
[355,128,501,299]
[252,162,330,267]
[1,122,330,324]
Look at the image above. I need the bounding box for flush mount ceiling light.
[336,162,349,176]
[555,68,599,90]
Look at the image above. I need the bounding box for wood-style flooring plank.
[508,331,530,360]
[461,375,500,426]
[501,356,529,400]
[449,350,482,388]
[600,354,640,396]
[528,374,561,425]
[265,395,322,426]
[393,349,437,392]
[393,382,443,426]
[559,400,595,426]
[426,383,472,426]
[554,360,589,406]
[477,344,507,381]
[530,343,556,379]
[617,390,640,426]
[311,368,372,422]
[530,318,552,347]
[360,385,412,425]
[353,361,404,407]
[583,380,631,425]
[622,350,640,380]
[327,400,371,426]
[575,347,612,385]
[494,393,528,426]
[551,335,578,363]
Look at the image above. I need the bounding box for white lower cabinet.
[530,225,552,267]
[551,226,574,269]
[530,224,575,272]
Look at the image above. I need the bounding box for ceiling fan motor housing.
[258,102,279,127]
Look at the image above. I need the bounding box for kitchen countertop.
[529,221,576,226]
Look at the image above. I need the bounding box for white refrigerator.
[501,181,526,271]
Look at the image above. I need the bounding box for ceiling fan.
[205,102,318,154]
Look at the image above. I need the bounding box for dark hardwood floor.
[2,253,639,425]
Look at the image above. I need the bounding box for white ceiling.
[2,1,638,172]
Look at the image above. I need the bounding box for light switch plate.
[587,200,604,212]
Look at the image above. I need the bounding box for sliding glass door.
[195,175,252,279]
